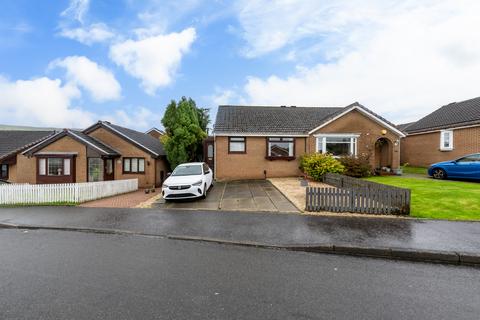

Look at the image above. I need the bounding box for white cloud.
[230,0,480,123]
[106,107,158,130]
[109,28,196,94]
[61,0,90,24]
[59,23,115,45]
[0,76,94,128]
[50,56,121,102]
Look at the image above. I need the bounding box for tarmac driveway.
[153,180,299,213]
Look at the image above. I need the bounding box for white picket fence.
[0,179,138,205]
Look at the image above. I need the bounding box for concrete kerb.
[1,222,478,267]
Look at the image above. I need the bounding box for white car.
[162,162,213,200]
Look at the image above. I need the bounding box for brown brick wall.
[39,136,87,183]
[309,109,401,169]
[88,127,162,188]
[12,155,37,184]
[401,126,480,167]
[215,136,307,180]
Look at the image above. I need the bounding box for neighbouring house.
[213,103,405,180]
[1,121,168,188]
[400,97,480,167]
[0,130,56,181]
[145,127,165,139]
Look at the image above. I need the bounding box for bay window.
[316,135,358,157]
[267,137,295,159]
[38,157,72,176]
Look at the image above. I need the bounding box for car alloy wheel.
[432,168,446,179]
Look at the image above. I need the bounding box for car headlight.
[192,180,202,186]
[162,183,169,188]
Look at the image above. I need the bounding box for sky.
[1,0,480,131]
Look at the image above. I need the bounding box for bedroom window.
[228,137,246,153]
[440,130,453,151]
[123,158,145,173]
[316,135,358,157]
[267,137,295,159]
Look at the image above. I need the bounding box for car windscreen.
[172,165,202,176]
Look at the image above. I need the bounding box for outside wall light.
[381,129,387,135]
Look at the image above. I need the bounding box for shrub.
[299,153,345,181]
[339,155,372,178]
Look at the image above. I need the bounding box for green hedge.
[299,153,345,181]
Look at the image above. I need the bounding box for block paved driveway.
[153,180,299,213]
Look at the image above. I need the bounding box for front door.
[204,138,214,172]
[104,158,114,181]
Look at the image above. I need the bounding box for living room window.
[266,137,295,159]
[228,137,246,153]
[316,135,358,157]
[0,164,8,179]
[38,158,71,176]
[123,158,145,173]
[440,130,453,151]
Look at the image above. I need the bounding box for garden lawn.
[365,176,480,220]
[401,166,427,175]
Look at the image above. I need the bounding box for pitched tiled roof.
[405,97,480,133]
[87,121,165,156]
[68,130,119,155]
[214,102,405,136]
[0,130,55,160]
[214,105,343,135]
[23,130,120,156]
[396,122,415,131]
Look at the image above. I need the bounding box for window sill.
[439,148,453,152]
[265,156,296,161]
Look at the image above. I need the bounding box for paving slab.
[153,180,299,213]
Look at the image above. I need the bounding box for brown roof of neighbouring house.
[23,130,120,157]
[0,130,55,161]
[214,102,404,136]
[84,121,166,157]
[405,96,480,133]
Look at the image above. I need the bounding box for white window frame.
[440,130,453,151]
[315,134,359,157]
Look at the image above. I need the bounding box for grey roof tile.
[406,97,480,133]
[214,102,403,136]
[214,105,342,135]
[0,130,55,160]
[104,122,166,156]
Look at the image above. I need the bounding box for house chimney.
[280,105,286,108]
[291,105,296,108]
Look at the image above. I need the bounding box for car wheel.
[432,168,447,180]
[201,184,207,199]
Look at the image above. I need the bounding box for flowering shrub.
[339,155,372,178]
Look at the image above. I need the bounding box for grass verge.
[365,176,480,220]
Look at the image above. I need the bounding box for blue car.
[428,153,480,180]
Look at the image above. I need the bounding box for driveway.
[153,180,299,212]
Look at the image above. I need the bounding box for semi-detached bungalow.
[212,102,406,180]
[0,121,168,188]
[400,96,480,167]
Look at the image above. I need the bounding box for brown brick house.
[400,97,480,167]
[1,121,168,188]
[213,103,405,180]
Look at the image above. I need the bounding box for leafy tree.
[161,97,208,169]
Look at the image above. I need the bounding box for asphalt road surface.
[0,228,478,320]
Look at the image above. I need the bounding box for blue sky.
[1,0,480,131]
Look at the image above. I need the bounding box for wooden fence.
[0,179,138,205]
[306,173,410,215]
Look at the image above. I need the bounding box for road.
[0,228,478,319]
